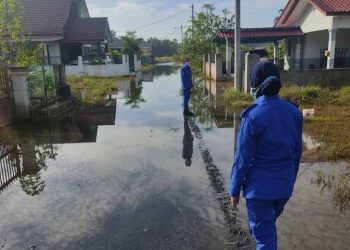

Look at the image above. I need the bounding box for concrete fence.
[280,68,350,87]
[65,55,130,77]
[134,55,142,72]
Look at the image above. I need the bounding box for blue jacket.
[181,65,192,89]
[229,95,303,200]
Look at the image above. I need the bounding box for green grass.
[155,56,174,63]
[141,64,155,72]
[67,76,124,105]
[223,88,254,112]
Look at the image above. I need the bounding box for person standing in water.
[229,61,303,250]
[180,57,194,117]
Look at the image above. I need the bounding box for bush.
[224,88,254,111]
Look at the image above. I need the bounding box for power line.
[126,8,190,31]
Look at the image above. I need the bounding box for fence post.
[9,67,30,120]
[244,53,259,93]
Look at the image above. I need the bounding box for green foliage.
[147,37,178,57]
[280,85,350,106]
[27,67,58,106]
[67,76,119,105]
[177,4,235,75]
[121,31,141,69]
[224,88,254,111]
[0,0,41,66]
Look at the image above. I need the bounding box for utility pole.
[181,25,184,43]
[192,4,194,25]
[234,0,241,90]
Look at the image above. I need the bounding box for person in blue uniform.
[182,117,193,167]
[229,61,303,250]
[181,57,194,116]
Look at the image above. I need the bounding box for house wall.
[299,4,333,33]
[301,30,328,69]
[280,68,350,86]
[134,55,142,72]
[47,42,62,64]
[333,16,350,29]
[335,29,350,54]
[66,55,130,77]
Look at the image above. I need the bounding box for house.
[22,0,112,65]
[109,39,155,64]
[208,0,350,86]
[275,0,350,70]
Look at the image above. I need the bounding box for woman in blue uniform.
[229,61,303,250]
[180,57,194,116]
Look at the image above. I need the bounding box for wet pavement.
[0,64,349,250]
[0,64,248,250]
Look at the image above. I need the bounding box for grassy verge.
[155,56,174,63]
[67,76,124,105]
[141,64,155,73]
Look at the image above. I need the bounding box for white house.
[276,0,350,70]
[16,0,134,77]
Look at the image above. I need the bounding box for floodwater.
[0,64,349,250]
[202,80,350,250]
[0,64,240,250]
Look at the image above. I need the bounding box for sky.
[86,0,288,41]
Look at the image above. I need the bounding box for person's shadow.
[182,118,194,167]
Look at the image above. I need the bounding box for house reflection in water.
[0,99,117,196]
[204,80,239,129]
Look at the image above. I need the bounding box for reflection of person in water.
[182,118,193,167]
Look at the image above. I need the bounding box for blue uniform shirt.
[229,95,303,200]
[181,65,192,89]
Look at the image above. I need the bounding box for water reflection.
[0,99,117,197]
[182,118,193,167]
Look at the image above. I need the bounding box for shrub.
[224,88,254,111]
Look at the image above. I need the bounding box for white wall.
[299,4,333,33]
[66,55,130,77]
[333,16,350,29]
[134,55,142,72]
[303,30,328,58]
[47,42,61,64]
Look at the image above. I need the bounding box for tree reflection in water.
[124,79,146,109]
[312,168,350,214]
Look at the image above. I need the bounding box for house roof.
[276,0,350,26]
[64,18,111,43]
[22,0,73,36]
[212,27,303,44]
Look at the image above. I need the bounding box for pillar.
[208,54,212,79]
[273,41,279,65]
[202,54,206,76]
[234,0,242,90]
[10,67,30,120]
[327,28,337,69]
[215,54,222,81]
[226,37,232,79]
[244,53,259,93]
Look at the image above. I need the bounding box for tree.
[121,31,141,70]
[0,0,39,66]
[177,4,235,75]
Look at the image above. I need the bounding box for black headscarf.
[250,61,281,98]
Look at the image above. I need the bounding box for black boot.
[184,106,194,117]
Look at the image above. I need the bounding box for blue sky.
[86,0,288,41]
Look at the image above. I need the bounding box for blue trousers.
[246,199,289,250]
[183,88,191,108]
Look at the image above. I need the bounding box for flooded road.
[0,64,245,250]
[0,64,349,250]
[201,80,350,250]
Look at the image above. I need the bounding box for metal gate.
[0,146,22,194]
[0,65,13,127]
